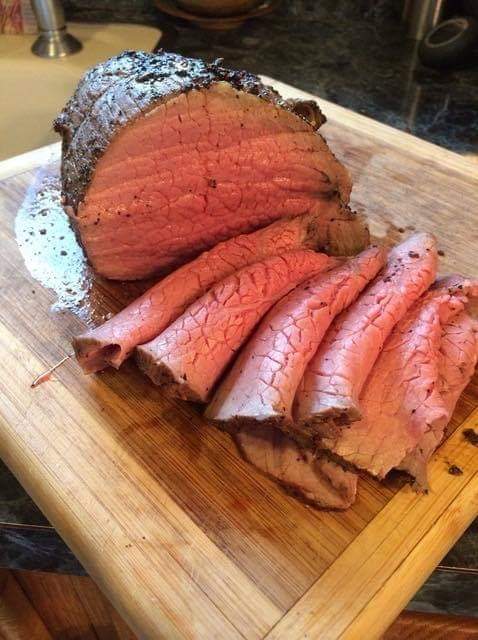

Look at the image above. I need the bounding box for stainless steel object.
[402,0,446,40]
[30,0,82,58]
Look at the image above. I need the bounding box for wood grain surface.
[0,570,53,640]
[11,570,135,639]
[0,81,477,639]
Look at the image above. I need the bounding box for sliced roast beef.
[294,233,438,435]
[55,51,363,280]
[235,425,357,509]
[398,284,478,488]
[206,245,386,430]
[73,210,366,374]
[320,277,478,479]
[399,314,478,488]
[135,250,335,402]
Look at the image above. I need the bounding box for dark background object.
[154,0,280,31]
[461,0,478,18]
[419,16,478,68]
[174,0,265,16]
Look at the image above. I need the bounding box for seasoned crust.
[54,50,330,211]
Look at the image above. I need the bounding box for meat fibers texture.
[206,245,387,429]
[73,210,367,374]
[294,233,438,435]
[54,51,363,280]
[398,280,478,488]
[135,250,335,403]
[320,277,478,481]
[235,425,358,509]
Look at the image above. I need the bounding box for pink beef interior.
[76,83,349,280]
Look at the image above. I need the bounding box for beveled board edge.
[0,325,281,639]
[0,143,59,181]
[265,408,478,640]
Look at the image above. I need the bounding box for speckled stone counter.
[0,461,84,575]
[63,0,478,155]
[1,0,477,619]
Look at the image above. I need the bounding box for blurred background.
[1,0,477,160]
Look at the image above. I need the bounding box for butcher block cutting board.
[0,79,477,640]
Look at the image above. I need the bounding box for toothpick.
[31,353,73,388]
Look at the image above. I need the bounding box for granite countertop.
[1,0,477,619]
[64,0,478,155]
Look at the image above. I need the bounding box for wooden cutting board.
[0,80,477,640]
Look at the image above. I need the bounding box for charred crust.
[448,464,463,476]
[209,412,290,434]
[463,428,478,447]
[55,51,328,212]
[283,99,326,129]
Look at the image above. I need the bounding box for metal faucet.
[30,0,82,58]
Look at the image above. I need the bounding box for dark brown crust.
[210,412,290,435]
[233,426,356,509]
[54,50,329,212]
[72,336,121,374]
[290,403,362,443]
[207,397,359,445]
[226,421,360,475]
[463,428,478,446]
[54,50,151,154]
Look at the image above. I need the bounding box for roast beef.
[74,211,367,374]
[55,51,363,280]
[294,233,438,436]
[206,245,386,429]
[235,425,357,509]
[319,277,477,479]
[135,250,335,402]
[55,51,151,157]
[398,282,478,488]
